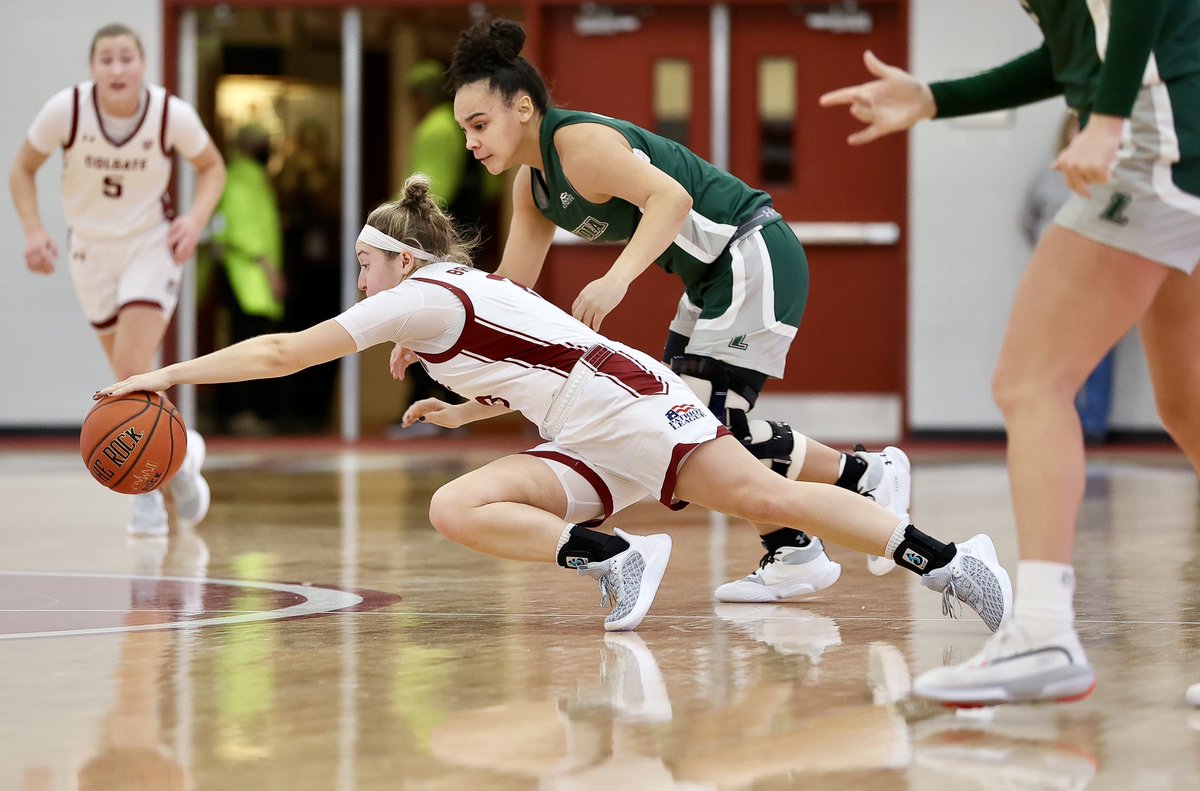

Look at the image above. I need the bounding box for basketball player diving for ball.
[98,174,1013,634]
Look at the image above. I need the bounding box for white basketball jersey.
[341,264,668,433]
[61,81,175,239]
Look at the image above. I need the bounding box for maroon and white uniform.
[26,81,210,331]
[334,263,727,523]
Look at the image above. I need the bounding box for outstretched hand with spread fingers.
[96,370,173,400]
[819,50,937,145]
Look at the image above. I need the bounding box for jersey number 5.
[103,176,123,199]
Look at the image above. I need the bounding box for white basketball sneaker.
[128,490,168,537]
[714,538,842,603]
[169,429,211,523]
[919,534,1013,632]
[913,619,1095,706]
[854,444,911,576]
[577,528,672,632]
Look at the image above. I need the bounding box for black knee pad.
[669,354,764,416]
[728,409,796,477]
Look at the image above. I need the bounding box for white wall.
[0,1,161,428]
[909,0,1162,433]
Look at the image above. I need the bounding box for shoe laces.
[939,564,966,621]
[851,443,880,500]
[757,548,783,570]
[597,573,616,608]
[579,562,618,608]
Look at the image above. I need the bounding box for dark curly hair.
[448,19,550,113]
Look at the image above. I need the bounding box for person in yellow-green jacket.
[209,123,285,434]
[392,60,502,438]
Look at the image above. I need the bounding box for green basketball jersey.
[531,108,773,286]
[1021,0,1200,115]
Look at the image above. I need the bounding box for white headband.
[357,224,439,262]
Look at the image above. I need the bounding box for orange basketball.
[80,391,188,494]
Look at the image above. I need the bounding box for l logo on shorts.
[1100,192,1132,226]
[728,335,749,351]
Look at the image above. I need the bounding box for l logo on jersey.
[1100,192,1133,226]
[560,192,575,208]
[665,404,704,430]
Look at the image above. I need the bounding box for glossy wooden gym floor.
[1,437,1197,790]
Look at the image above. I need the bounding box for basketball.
[80,391,188,494]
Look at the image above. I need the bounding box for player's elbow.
[667,183,692,219]
[260,333,301,377]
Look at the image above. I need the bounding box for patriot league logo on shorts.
[665,404,705,430]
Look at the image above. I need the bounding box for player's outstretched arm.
[819,50,936,145]
[98,319,356,397]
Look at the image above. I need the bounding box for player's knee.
[722,476,787,524]
[428,483,473,545]
[991,362,1073,417]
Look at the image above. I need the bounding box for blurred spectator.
[208,123,285,435]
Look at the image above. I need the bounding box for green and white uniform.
[532,108,808,379]
[931,0,1200,272]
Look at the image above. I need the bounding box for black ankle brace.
[892,525,956,574]
[835,453,868,491]
[761,527,811,553]
[556,525,630,569]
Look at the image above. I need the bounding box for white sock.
[1013,560,1076,632]
[883,521,908,561]
[554,523,574,560]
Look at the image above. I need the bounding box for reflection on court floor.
[0,440,1196,790]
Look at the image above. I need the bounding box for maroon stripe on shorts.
[659,426,732,510]
[524,449,614,527]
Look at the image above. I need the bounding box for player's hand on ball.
[402,398,462,429]
[390,344,419,380]
[96,371,172,400]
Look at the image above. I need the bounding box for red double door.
[534,2,907,407]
